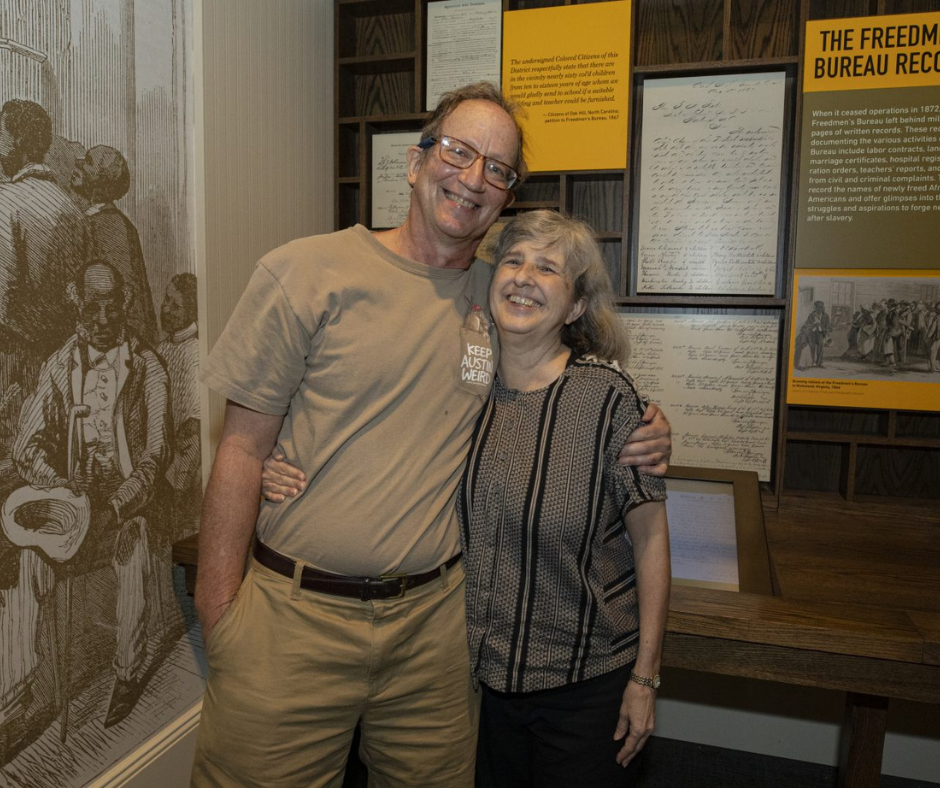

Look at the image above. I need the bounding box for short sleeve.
[605,379,667,515]
[201,262,313,415]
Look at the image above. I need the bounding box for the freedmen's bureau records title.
[812,20,938,79]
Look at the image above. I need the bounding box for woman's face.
[489,239,585,345]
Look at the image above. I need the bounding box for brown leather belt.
[252,540,461,601]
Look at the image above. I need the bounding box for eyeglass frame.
[416,135,519,191]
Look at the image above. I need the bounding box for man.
[157,272,201,539]
[882,300,901,370]
[896,301,913,365]
[0,99,88,460]
[72,145,158,344]
[192,83,670,787]
[13,260,172,727]
[803,300,831,368]
[925,302,940,374]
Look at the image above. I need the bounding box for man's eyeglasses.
[417,135,519,191]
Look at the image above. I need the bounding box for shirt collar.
[87,343,122,369]
[85,202,111,216]
[11,163,53,183]
[168,322,198,343]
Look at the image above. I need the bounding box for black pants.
[476,664,640,788]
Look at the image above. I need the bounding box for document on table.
[665,478,739,591]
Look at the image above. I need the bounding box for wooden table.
[665,584,940,787]
[173,473,940,788]
[660,468,940,788]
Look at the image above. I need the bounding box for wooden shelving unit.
[334,0,940,510]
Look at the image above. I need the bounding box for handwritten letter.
[371,132,418,230]
[427,0,502,111]
[665,480,739,589]
[637,73,786,295]
[621,314,779,480]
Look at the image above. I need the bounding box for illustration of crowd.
[795,296,940,374]
[0,98,200,747]
[841,299,940,373]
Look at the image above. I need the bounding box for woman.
[263,211,670,786]
[459,210,669,787]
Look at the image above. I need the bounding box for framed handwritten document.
[371,131,419,229]
[665,466,772,595]
[620,313,780,481]
[427,0,502,111]
[667,476,739,590]
[635,72,788,295]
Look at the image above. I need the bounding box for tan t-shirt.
[202,225,495,575]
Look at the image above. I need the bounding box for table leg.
[837,692,888,788]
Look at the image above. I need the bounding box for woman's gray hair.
[420,82,529,185]
[492,210,629,364]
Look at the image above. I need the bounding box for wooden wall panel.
[788,407,887,436]
[728,0,800,59]
[784,441,848,493]
[634,0,724,66]
[352,11,414,57]
[569,176,624,233]
[808,0,879,21]
[855,447,940,499]
[882,0,937,13]
[341,68,415,118]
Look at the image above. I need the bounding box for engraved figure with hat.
[5,260,171,729]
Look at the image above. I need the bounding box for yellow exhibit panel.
[786,268,940,411]
[502,1,630,172]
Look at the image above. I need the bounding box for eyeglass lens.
[438,136,517,190]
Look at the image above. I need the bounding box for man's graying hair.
[493,210,629,365]
[420,82,529,185]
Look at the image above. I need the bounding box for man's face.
[79,267,125,351]
[71,153,92,195]
[160,283,189,335]
[71,149,104,199]
[0,114,18,178]
[406,100,518,255]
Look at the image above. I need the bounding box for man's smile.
[444,189,478,210]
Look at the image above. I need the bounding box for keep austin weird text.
[462,341,493,385]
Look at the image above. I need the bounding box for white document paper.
[637,72,786,295]
[621,314,778,481]
[371,131,419,229]
[665,479,739,590]
[427,0,502,110]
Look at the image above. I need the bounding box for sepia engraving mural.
[0,1,204,784]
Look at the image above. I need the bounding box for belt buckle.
[378,572,408,599]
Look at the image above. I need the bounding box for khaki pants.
[192,557,479,788]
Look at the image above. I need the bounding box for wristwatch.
[629,671,661,690]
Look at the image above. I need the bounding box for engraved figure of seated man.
[10,260,172,728]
